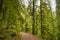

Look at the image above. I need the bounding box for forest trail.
[12,32,40,40]
[21,32,40,40]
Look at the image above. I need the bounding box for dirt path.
[21,32,40,40]
[11,32,40,40]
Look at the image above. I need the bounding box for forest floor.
[21,32,40,40]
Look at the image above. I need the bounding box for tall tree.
[0,0,21,40]
[40,0,57,40]
[56,0,60,40]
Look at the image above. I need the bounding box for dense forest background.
[0,0,60,40]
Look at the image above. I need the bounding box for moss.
[0,29,22,40]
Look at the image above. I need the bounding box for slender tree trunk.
[32,0,35,35]
[0,0,3,12]
[56,0,60,40]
